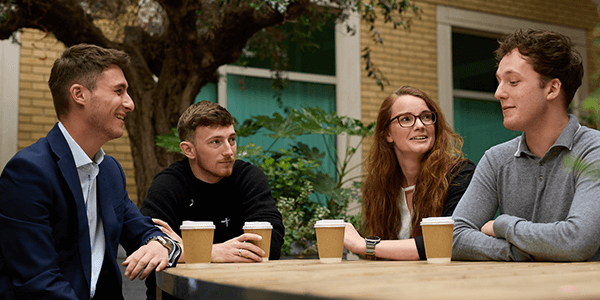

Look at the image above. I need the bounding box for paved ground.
[118,246,147,300]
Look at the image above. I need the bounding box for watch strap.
[365,236,381,258]
[147,236,174,253]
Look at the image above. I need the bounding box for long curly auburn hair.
[362,86,465,239]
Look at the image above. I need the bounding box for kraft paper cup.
[420,217,454,264]
[314,219,346,263]
[180,221,215,269]
[243,221,273,262]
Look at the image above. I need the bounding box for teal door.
[453,97,520,164]
[225,74,336,181]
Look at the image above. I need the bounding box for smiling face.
[385,95,436,161]
[182,124,237,183]
[86,65,134,142]
[495,49,551,132]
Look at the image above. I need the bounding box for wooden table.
[157,259,600,299]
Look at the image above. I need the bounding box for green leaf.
[155,128,182,154]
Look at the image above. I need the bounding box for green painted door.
[225,74,336,182]
[453,97,520,164]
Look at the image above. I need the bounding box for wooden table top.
[157,259,600,300]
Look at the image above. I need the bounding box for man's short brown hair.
[48,44,130,117]
[177,101,234,143]
[494,29,583,107]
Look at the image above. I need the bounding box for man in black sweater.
[140,101,284,299]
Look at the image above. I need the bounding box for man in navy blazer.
[0,44,180,299]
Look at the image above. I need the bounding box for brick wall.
[359,1,439,157]
[434,0,597,29]
[18,30,60,149]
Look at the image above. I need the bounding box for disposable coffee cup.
[180,221,215,268]
[314,219,346,263]
[420,217,454,264]
[243,221,272,262]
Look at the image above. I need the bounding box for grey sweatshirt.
[453,115,600,261]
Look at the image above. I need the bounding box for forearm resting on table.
[374,239,420,261]
[347,238,420,260]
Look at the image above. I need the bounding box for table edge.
[157,267,347,300]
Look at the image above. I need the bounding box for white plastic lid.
[314,219,346,228]
[180,221,215,230]
[242,221,272,229]
[420,217,454,226]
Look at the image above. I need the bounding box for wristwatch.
[147,236,174,253]
[365,236,381,258]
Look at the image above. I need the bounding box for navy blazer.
[0,124,165,299]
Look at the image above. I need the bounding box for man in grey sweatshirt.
[452,28,600,261]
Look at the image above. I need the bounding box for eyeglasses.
[388,111,437,128]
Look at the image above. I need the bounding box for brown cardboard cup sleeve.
[180,221,215,268]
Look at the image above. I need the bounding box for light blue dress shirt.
[58,122,105,298]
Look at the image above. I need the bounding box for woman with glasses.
[344,86,475,260]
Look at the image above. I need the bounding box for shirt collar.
[58,121,105,167]
[514,114,581,157]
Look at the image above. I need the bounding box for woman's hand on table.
[152,218,185,262]
[343,223,366,255]
[212,233,265,263]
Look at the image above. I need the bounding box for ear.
[180,141,196,160]
[69,84,88,106]
[545,78,562,102]
[385,131,394,144]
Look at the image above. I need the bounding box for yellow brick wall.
[359,0,600,157]
[360,1,439,157]
[433,0,597,29]
[18,30,60,149]
[18,28,138,203]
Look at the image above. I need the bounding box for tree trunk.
[123,41,207,205]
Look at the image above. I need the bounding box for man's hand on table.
[153,218,185,262]
[481,220,496,237]
[122,241,169,280]
[212,233,265,263]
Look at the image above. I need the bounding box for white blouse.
[398,185,415,239]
